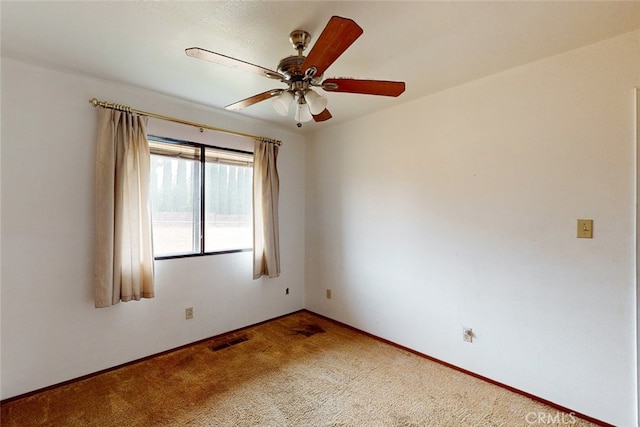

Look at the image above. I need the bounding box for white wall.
[305,31,639,426]
[0,57,306,399]
[1,29,638,426]
[637,88,640,427]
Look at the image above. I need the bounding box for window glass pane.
[150,147,201,256]
[205,155,253,252]
[148,138,253,258]
[205,147,253,167]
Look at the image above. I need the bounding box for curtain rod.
[89,98,282,146]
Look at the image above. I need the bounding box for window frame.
[148,135,254,260]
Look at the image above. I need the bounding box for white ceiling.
[2,1,640,134]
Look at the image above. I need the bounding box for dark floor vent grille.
[209,335,249,352]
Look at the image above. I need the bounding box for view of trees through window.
[149,138,253,258]
[204,162,252,252]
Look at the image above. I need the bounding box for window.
[148,136,253,259]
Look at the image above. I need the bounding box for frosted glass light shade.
[271,91,294,116]
[294,103,313,123]
[305,89,328,115]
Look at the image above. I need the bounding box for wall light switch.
[577,219,593,238]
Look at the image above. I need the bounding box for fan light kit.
[186,16,405,128]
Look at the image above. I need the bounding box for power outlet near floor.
[185,307,194,320]
[463,327,473,343]
[326,289,332,299]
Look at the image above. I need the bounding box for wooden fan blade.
[301,16,363,77]
[322,78,405,97]
[186,47,285,80]
[313,109,332,122]
[225,89,284,111]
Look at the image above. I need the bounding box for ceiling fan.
[186,16,405,127]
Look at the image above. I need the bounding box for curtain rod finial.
[89,98,99,107]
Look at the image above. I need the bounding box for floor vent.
[209,335,249,352]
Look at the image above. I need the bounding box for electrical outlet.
[185,307,194,320]
[463,327,473,343]
[285,287,289,295]
[326,289,332,299]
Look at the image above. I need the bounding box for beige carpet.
[1,311,598,426]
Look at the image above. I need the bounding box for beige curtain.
[94,108,154,307]
[253,138,281,279]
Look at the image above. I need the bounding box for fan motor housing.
[277,55,305,80]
